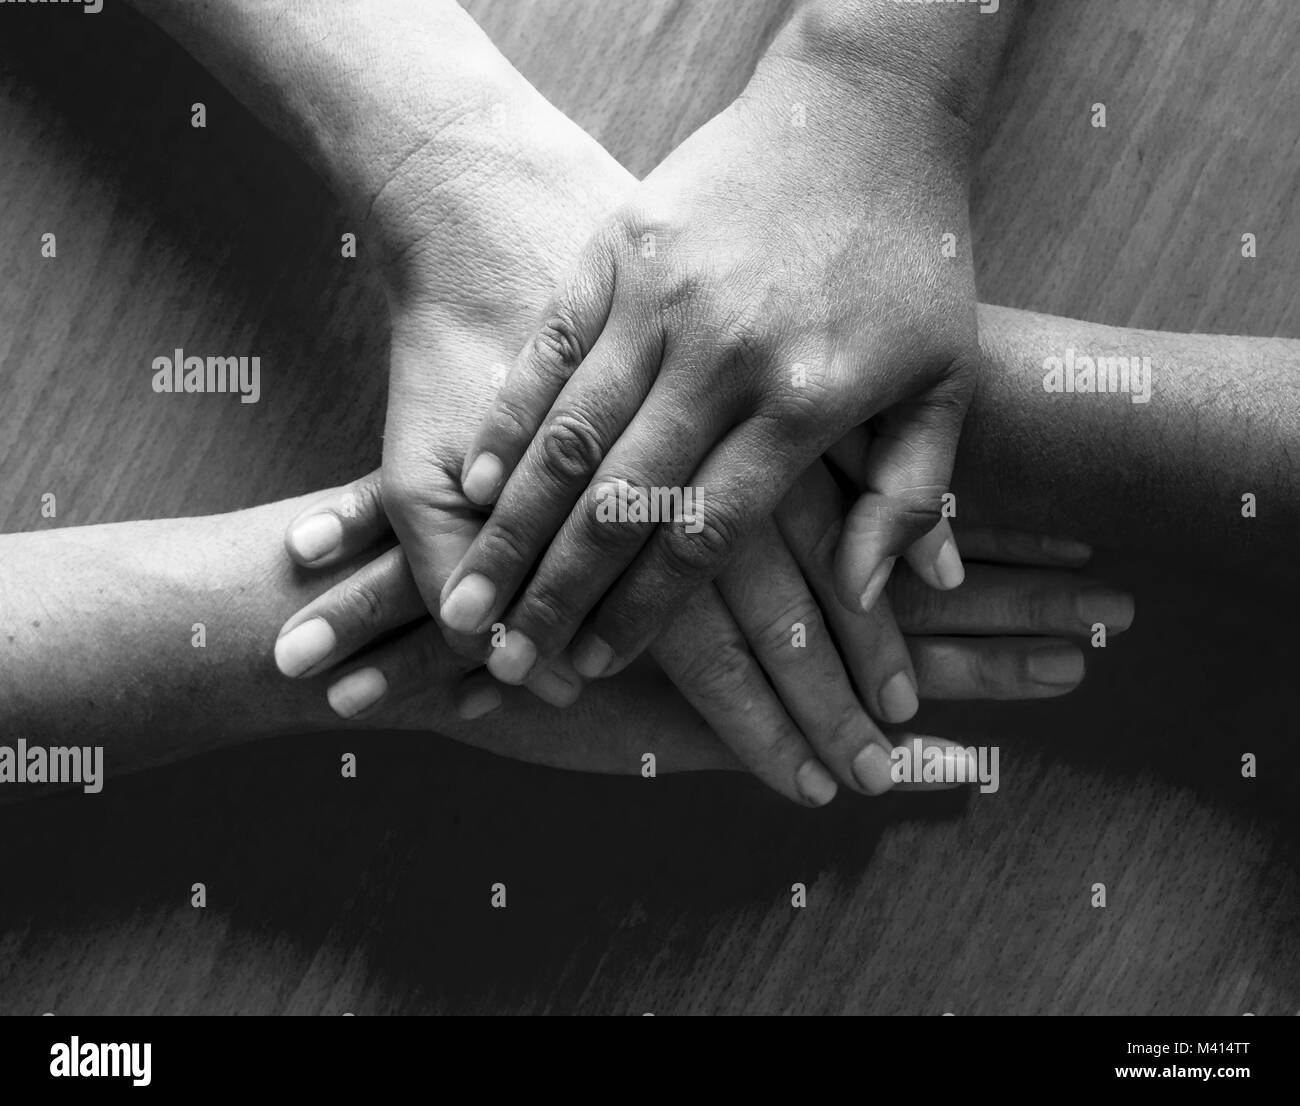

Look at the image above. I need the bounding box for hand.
[276,471,1131,804]
[300,55,940,803]
[444,48,979,686]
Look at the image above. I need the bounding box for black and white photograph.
[0,0,1294,1063]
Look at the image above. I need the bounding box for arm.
[0,492,732,804]
[959,307,1300,571]
[0,486,1109,806]
[445,0,1023,688]
[121,0,953,806]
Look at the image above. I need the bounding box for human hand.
[288,45,945,801]
[277,470,1131,804]
[442,45,979,689]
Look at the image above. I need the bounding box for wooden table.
[0,0,1296,1015]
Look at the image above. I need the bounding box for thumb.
[284,470,388,568]
[834,386,967,614]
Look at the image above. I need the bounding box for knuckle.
[754,600,824,658]
[765,379,836,437]
[659,266,710,320]
[966,644,1002,693]
[1024,585,1060,632]
[476,518,534,572]
[528,312,586,386]
[337,577,386,632]
[751,725,808,777]
[689,639,754,704]
[822,705,872,759]
[578,477,657,553]
[660,504,741,579]
[484,394,535,446]
[352,476,384,521]
[385,631,444,691]
[885,494,944,545]
[516,582,572,639]
[538,411,605,484]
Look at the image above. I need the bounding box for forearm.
[0,499,726,804]
[775,0,1018,129]
[124,0,536,251]
[962,305,1300,572]
[0,498,369,775]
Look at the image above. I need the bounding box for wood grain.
[0,0,1296,1015]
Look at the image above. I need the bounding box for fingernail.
[528,665,581,708]
[859,556,897,614]
[289,513,343,564]
[274,617,336,678]
[458,684,502,720]
[932,538,964,590]
[572,633,614,679]
[1028,645,1085,687]
[879,671,919,723]
[795,759,838,807]
[462,453,503,505]
[440,573,496,633]
[1043,536,1091,562]
[326,666,387,718]
[1076,588,1135,632]
[852,743,895,796]
[487,629,537,684]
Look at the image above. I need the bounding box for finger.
[273,545,428,679]
[321,620,465,719]
[283,470,388,568]
[775,461,919,725]
[453,668,506,721]
[949,526,1092,568]
[574,416,806,679]
[715,521,897,794]
[320,620,585,720]
[459,233,619,505]
[443,319,660,641]
[486,379,733,682]
[889,562,1136,638]
[520,652,585,708]
[834,383,969,614]
[909,636,1086,699]
[381,309,561,648]
[827,429,1093,571]
[649,587,837,807]
[902,517,964,593]
[455,653,587,715]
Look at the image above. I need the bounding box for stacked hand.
[268,39,1132,804]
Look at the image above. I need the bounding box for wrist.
[738,47,974,208]
[776,0,1010,129]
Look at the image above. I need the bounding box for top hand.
[441,37,980,685]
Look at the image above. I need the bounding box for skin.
[124,0,1300,806]
[0,492,1108,808]
[6,5,1120,811]
[444,0,1022,694]
[260,79,1108,807]
[124,0,1041,806]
